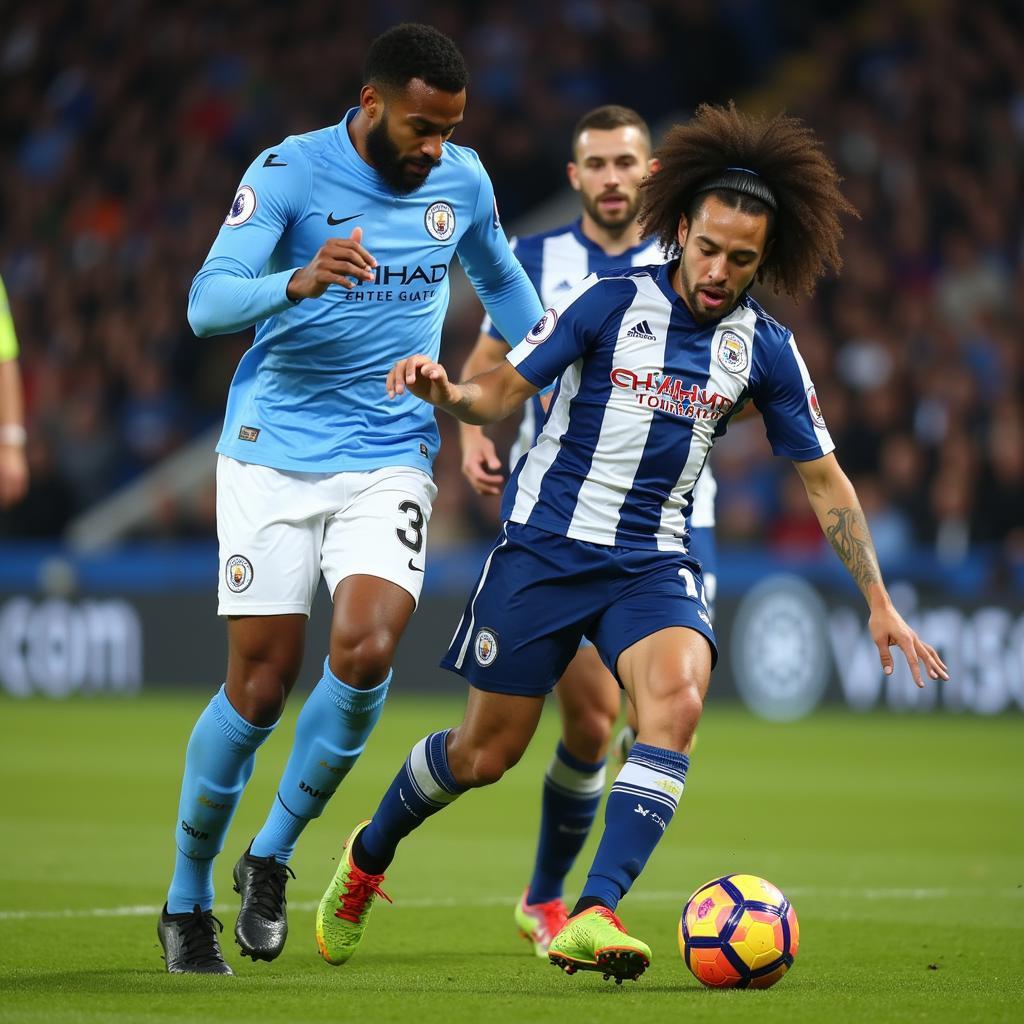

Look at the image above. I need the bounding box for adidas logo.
[626,319,656,340]
[554,279,573,291]
[634,803,651,817]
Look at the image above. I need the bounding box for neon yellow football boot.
[514,889,569,957]
[315,821,392,966]
[548,906,651,983]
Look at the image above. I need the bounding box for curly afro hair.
[640,102,857,298]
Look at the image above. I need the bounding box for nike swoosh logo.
[407,559,423,573]
[263,153,288,167]
[327,212,363,226]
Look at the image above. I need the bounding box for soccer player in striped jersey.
[157,24,543,974]
[458,105,718,956]
[316,103,947,981]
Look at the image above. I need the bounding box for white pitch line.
[1,886,1018,923]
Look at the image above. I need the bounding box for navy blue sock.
[251,658,390,862]
[356,730,466,873]
[527,742,605,904]
[577,743,689,913]
[167,686,277,913]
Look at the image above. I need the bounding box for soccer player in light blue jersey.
[458,104,720,956]
[157,23,543,975]
[316,103,948,981]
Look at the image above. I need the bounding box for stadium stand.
[0,0,1020,592]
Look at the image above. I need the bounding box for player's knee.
[329,630,396,688]
[229,667,292,726]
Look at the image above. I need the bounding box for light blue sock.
[250,657,390,862]
[167,686,277,913]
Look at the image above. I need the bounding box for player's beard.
[677,257,738,324]
[366,113,440,195]
[581,187,640,235]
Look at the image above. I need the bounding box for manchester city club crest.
[424,201,456,241]
[716,330,748,374]
[224,185,257,227]
[473,628,498,667]
[225,554,254,593]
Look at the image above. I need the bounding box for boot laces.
[335,866,392,923]
[531,898,568,941]
[179,907,227,968]
[247,857,295,919]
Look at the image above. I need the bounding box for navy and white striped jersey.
[481,219,660,461]
[479,219,716,529]
[503,262,834,552]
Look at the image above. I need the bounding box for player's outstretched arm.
[458,333,512,495]
[387,355,537,426]
[793,453,949,688]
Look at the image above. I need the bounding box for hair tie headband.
[694,166,777,212]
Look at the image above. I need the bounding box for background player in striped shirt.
[315,103,947,981]
[458,105,718,956]
[0,276,28,509]
[157,24,543,974]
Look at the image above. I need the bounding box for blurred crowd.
[0,0,1020,583]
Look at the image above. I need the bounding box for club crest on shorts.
[527,308,557,344]
[806,385,826,427]
[225,555,254,593]
[716,330,748,374]
[473,628,498,667]
[224,185,257,227]
[425,201,456,241]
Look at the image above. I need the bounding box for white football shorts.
[216,455,437,616]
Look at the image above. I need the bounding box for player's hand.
[869,603,949,688]
[387,355,460,408]
[287,226,377,299]
[460,425,503,495]
[0,444,29,508]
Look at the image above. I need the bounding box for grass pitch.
[1,692,1021,1023]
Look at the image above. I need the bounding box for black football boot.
[232,844,295,961]
[158,904,234,974]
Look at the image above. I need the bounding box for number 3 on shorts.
[396,500,425,553]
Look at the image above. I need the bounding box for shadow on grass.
[2,961,710,1001]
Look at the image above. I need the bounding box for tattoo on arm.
[825,506,882,593]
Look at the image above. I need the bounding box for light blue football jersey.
[504,262,834,551]
[189,108,543,474]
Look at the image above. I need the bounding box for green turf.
[1,693,1021,1023]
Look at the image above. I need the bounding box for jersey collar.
[655,260,697,326]
[569,219,656,262]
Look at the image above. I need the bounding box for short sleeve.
[753,333,835,460]
[506,274,622,388]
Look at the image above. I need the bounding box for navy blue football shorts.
[440,521,717,697]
